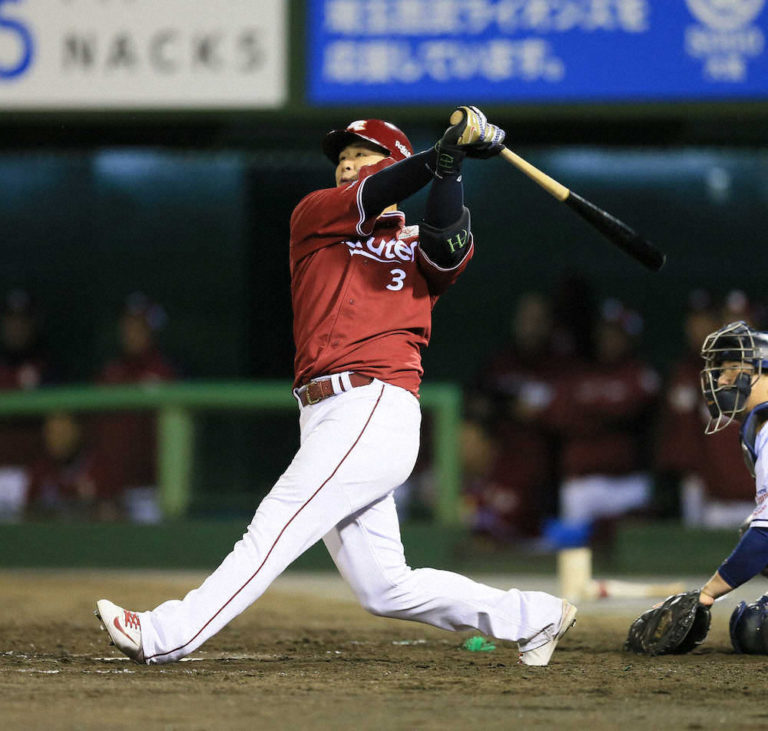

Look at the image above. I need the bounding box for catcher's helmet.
[322,120,413,165]
[700,320,768,433]
[730,595,768,654]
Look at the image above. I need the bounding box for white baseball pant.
[138,378,564,664]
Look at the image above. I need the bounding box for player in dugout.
[94,107,576,667]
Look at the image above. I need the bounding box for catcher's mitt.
[624,590,711,656]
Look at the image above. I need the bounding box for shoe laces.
[123,610,141,630]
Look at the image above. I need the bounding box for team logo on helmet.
[685,0,765,31]
[394,140,411,158]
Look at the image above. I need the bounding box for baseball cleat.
[94,599,145,663]
[519,600,577,667]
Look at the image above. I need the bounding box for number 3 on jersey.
[387,268,406,291]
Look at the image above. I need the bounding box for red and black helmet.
[322,119,413,165]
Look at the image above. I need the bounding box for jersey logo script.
[343,236,418,264]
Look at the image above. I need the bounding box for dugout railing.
[0,382,462,524]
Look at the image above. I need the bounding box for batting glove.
[435,106,506,175]
[446,106,505,149]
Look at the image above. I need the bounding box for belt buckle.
[305,381,321,405]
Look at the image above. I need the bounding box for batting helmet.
[322,120,413,165]
[730,595,768,654]
[700,320,768,433]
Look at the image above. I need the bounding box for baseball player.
[696,320,768,609]
[95,107,576,667]
[626,319,768,656]
[656,292,756,528]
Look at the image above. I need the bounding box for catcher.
[626,320,768,655]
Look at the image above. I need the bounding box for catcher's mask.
[700,321,768,434]
[730,595,768,654]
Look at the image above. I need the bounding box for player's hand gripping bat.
[447,109,667,272]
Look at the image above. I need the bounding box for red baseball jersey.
[289,159,473,396]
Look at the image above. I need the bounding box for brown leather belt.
[297,372,373,407]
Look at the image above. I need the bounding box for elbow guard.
[419,206,471,269]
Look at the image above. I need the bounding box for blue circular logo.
[0,0,34,80]
[686,0,766,31]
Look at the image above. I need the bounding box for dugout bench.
[0,381,462,524]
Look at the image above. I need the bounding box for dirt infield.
[2,570,768,730]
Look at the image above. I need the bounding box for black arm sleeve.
[360,148,437,219]
[419,206,472,270]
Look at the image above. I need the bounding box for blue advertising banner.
[307,0,768,105]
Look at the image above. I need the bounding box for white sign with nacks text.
[0,0,287,109]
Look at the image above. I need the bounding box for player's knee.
[355,579,416,618]
[359,592,409,618]
[353,583,396,616]
[359,595,389,617]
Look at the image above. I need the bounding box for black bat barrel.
[565,192,666,272]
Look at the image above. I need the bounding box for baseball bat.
[498,147,666,272]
